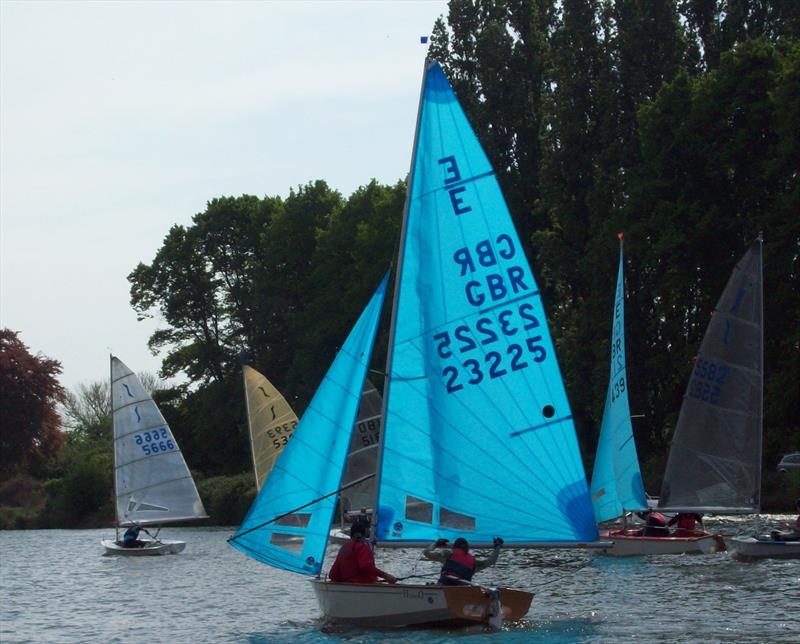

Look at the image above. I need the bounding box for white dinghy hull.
[101,539,186,556]
[310,579,532,628]
[597,530,725,556]
[729,536,800,560]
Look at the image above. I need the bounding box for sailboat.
[242,364,299,491]
[591,236,723,556]
[102,356,208,556]
[242,364,381,542]
[658,237,782,556]
[229,59,600,628]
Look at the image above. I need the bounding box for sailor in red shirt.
[668,512,704,536]
[328,521,397,584]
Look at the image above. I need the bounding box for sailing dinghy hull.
[597,529,725,556]
[101,539,186,556]
[729,536,800,560]
[310,579,532,627]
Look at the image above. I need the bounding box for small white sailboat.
[591,235,723,556]
[102,356,208,556]
[229,59,603,628]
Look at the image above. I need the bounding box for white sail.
[111,357,208,526]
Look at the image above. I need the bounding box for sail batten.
[375,61,597,545]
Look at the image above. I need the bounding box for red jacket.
[328,540,384,583]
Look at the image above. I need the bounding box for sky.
[0,0,449,391]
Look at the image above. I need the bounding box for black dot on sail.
[542,405,555,418]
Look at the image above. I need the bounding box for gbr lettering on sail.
[433,156,548,395]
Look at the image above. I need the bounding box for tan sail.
[243,365,299,490]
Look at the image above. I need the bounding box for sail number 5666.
[134,428,175,455]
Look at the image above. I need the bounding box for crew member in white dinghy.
[423,537,503,585]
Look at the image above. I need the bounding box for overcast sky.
[1,0,448,391]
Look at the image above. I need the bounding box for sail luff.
[755,233,764,510]
[110,353,119,523]
[373,57,432,536]
[243,366,259,490]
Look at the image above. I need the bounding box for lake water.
[1,517,798,643]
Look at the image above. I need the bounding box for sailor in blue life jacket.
[636,509,669,537]
[122,524,146,548]
[423,536,503,585]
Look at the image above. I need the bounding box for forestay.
[376,61,598,545]
[340,379,382,514]
[659,238,763,513]
[590,238,647,523]
[243,365,299,491]
[111,357,207,526]
[229,274,389,574]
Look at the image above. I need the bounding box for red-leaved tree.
[0,329,66,480]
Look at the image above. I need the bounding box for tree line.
[1,0,797,527]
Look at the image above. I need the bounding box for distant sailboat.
[242,365,298,491]
[243,365,381,538]
[229,59,602,627]
[659,237,764,515]
[590,234,648,523]
[655,235,797,560]
[591,237,722,556]
[102,356,208,556]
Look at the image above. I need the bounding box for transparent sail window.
[269,533,305,552]
[406,496,433,523]
[439,507,476,531]
[274,513,311,528]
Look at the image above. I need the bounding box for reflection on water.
[1,517,798,643]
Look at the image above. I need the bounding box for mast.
[242,365,260,490]
[109,354,120,526]
[372,57,432,538]
[756,232,764,513]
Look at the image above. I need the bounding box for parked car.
[777,453,800,474]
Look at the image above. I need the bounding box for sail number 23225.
[434,302,547,394]
[134,428,175,456]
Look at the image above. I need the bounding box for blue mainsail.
[590,238,647,523]
[229,273,389,574]
[375,61,598,544]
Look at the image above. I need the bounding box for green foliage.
[40,442,113,528]
[196,473,256,526]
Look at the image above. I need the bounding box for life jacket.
[676,514,697,531]
[440,548,476,583]
[648,512,667,527]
